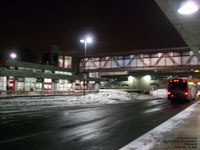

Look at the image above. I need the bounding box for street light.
[80,37,93,57]
[80,37,93,95]
[178,1,199,15]
[10,52,17,59]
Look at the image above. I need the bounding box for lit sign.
[194,70,200,73]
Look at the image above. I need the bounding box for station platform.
[120,100,200,150]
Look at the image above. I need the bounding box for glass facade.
[55,80,68,91]
[25,78,37,91]
[17,77,25,91]
[0,77,75,92]
[0,76,7,91]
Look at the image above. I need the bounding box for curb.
[120,100,200,150]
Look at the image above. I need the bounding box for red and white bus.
[168,78,196,101]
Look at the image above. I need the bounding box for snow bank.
[150,89,168,98]
[0,90,157,114]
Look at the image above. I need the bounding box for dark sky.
[0,0,186,61]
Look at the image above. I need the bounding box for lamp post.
[80,37,93,95]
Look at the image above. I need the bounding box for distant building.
[0,46,103,96]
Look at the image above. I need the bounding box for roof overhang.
[155,0,200,60]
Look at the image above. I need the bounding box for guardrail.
[0,90,99,97]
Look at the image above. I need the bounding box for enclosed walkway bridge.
[79,47,200,76]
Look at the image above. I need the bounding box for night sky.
[0,0,186,62]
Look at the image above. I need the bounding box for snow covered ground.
[150,89,168,98]
[0,90,158,114]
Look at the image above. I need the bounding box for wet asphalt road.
[0,99,195,150]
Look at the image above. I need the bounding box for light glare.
[178,1,199,15]
[144,75,151,81]
[128,76,134,82]
[86,37,92,43]
[10,53,17,59]
[80,39,85,43]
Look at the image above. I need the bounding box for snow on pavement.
[0,90,158,114]
[120,100,200,150]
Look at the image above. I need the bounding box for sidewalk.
[120,100,200,150]
[154,101,200,150]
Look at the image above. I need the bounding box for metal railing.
[0,90,99,97]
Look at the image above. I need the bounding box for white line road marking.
[0,130,54,144]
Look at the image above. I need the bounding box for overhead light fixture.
[144,75,151,81]
[10,52,17,59]
[128,76,134,82]
[194,70,200,73]
[178,1,199,15]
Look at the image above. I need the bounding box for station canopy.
[155,0,200,60]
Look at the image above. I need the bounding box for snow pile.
[0,90,157,114]
[150,89,168,98]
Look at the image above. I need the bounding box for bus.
[168,78,196,101]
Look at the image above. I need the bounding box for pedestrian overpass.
[79,47,200,77]
[78,47,200,90]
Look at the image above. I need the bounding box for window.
[130,55,135,59]
[80,59,85,63]
[44,78,52,82]
[45,70,52,74]
[55,71,72,75]
[94,58,100,61]
[64,56,72,69]
[35,83,42,90]
[101,57,106,61]
[143,54,150,58]
[117,56,123,60]
[18,67,32,72]
[18,77,24,82]
[124,55,130,59]
[0,76,7,91]
[25,78,37,91]
[173,52,181,57]
[56,79,68,91]
[151,53,158,58]
[89,72,99,78]
[182,51,190,56]
[58,55,63,67]
[63,72,72,75]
